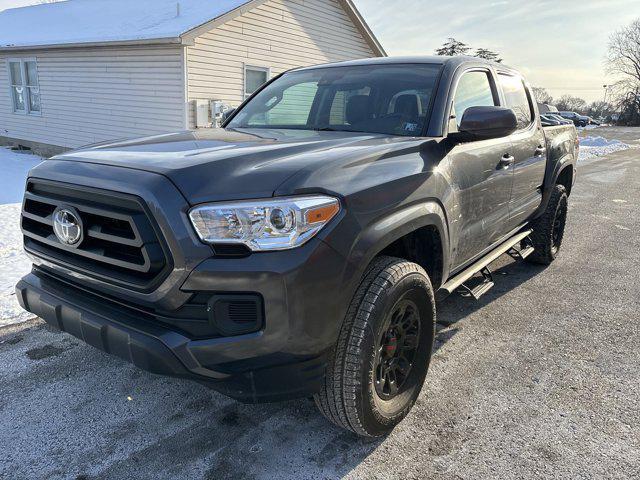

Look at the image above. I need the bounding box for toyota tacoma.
[16,56,578,437]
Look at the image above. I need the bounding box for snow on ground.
[0,147,43,327]
[578,136,631,162]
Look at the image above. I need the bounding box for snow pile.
[0,0,249,48]
[577,125,599,131]
[0,204,34,326]
[578,136,630,162]
[0,147,43,327]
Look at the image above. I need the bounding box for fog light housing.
[208,294,264,336]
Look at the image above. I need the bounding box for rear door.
[446,69,515,269]
[497,73,547,230]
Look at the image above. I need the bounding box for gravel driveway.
[1,127,639,479]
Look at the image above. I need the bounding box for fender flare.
[535,154,576,218]
[344,200,450,286]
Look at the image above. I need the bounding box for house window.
[8,58,40,114]
[244,65,270,99]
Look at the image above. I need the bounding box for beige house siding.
[185,0,378,128]
[0,45,185,149]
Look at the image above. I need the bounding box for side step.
[437,229,533,300]
[507,244,535,261]
[458,267,494,300]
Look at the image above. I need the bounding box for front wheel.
[314,257,436,437]
[526,184,568,265]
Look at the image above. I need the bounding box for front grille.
[22,179,172,292]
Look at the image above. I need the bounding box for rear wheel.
[314,256,435,437]
[526,184,568,265]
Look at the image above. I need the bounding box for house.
[0,0,384,156]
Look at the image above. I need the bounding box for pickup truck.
[16,56,578,437]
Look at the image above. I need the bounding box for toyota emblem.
[52,207,83,247]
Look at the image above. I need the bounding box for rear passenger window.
[453,71,496,127]
[498,74,533,129]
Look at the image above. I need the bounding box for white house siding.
[0,45,185,150]
[185,0,377,127]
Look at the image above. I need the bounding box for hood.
[53,128,427,204]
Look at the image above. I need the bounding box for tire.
[314,256,436,437]
[526,184,568,265]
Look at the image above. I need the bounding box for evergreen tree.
[474,48,503,63]
[435,38,470,56]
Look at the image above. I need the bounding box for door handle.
[499,154,515,169]
[534,145,546,157]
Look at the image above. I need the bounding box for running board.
[437,229,533,300]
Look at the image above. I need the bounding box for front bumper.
[16,258,346,402]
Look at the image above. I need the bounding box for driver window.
[453,71,496,127]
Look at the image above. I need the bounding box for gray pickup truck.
[16,56,577,437]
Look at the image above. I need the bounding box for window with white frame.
[8,58,40,114]
[244,65,270,99]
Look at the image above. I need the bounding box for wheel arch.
[556,163,574,195]
[346,200,450,289]
[535,153,576,219]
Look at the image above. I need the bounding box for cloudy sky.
[1,0,638,103]
[356,0,639,102]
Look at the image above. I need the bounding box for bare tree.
[531,87,554,105]
[474,48,502,63]
[607,19,640,88]
[587,101,616,120]
[435,38,470,56]
[606,18,640,125]
[555,95,587,113]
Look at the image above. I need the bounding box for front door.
[447,137,514,269]
[446,69,515,270]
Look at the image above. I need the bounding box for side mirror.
[452,106,518,141]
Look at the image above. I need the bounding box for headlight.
[188,195,340,251]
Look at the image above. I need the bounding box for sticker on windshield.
[403,122,419,133]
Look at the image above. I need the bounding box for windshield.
[227,63,442,136]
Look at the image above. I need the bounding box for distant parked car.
[557,111,588,127]
[545,114,573,125]
[577,115,592,126]
[540,115,562,126]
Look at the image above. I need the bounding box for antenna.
[176,2,180,17]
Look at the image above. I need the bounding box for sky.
[355,0,639,103]
[1,0,638,103]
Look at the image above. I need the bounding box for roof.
[295,55,510,71]
[0,0,385,55]
[0,0,249,49]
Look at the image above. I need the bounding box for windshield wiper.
[313,126,365,134]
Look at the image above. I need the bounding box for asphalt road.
[1,127,639,479]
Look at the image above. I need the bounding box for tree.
[435,38,470,56]
[606,18,640,125]
[531,87,554,105]
[474,48,502,63]
[555,94,587,113]
[586,101,615,119]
